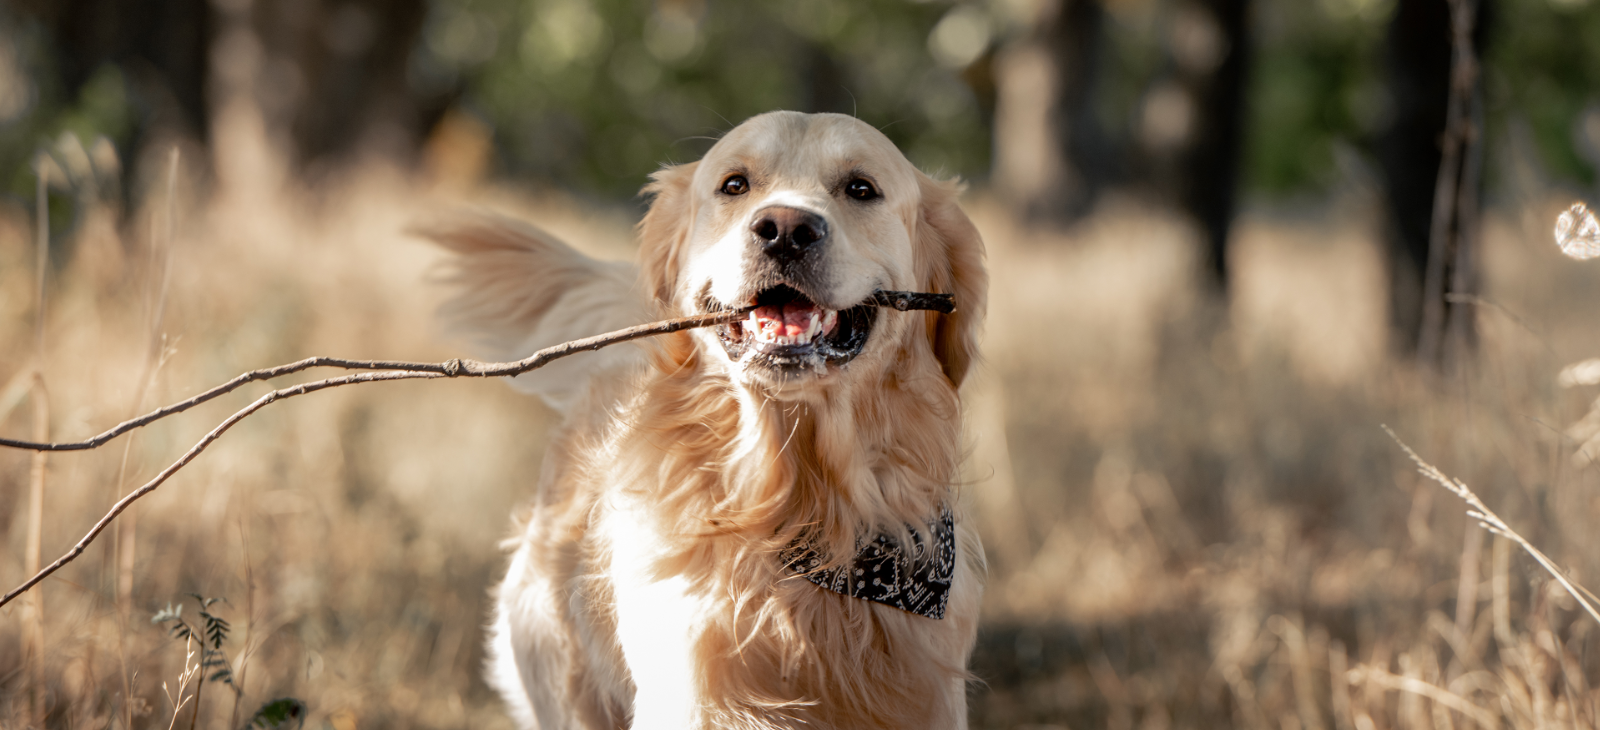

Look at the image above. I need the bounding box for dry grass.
[963,192,1600,729]
[3,116,1600,729]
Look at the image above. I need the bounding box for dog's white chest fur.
[601,501,706,729]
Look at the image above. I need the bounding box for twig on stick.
[0,290,956,608]
[871,290,957,313]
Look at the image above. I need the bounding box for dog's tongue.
[755,301,821,338]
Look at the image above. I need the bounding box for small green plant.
[153,594,239,729]
[153,594,240,691]
[247,698,307,729]
[153,594,306,730]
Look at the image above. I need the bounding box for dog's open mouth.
[712,284,875,373]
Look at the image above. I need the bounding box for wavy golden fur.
[426,111,988,729]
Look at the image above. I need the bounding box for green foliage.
[153,594,242,693]
[1242,0,1600,197]
[248,698,308,729]
[1489,0,1600,186]
[0,15,59,201]
[5,0,1600,206]
[52,65,132,146]
[419,0,993,197]
[0,15,134,205]
[1244,0,1389,195]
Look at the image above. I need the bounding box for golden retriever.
[425,111,988,729]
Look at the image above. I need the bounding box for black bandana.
[780,508,956,620]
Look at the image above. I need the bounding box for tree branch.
[0,291,953,608]
[871,290,957,314]
[1416,0,1483,370]
[0,307,750,452]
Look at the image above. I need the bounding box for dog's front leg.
[603,506,704,729]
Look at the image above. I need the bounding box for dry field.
[3,123,1600,729]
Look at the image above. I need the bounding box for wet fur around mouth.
[702,284,878,375]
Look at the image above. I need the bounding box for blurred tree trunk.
[18,0,213,181]
[247,0,440,170]
[19,0,445,184]
[797,40,852,116]
[1381,0,1489,368]
[991,0,1114,225]
[993,0,1247,292]
[1173,0,1249,292]
[1142,0,1250,292]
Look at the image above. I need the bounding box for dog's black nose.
[750,207,828,264]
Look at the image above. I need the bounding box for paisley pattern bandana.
[780,508,955,620]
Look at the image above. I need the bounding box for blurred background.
[3,0,1600,727]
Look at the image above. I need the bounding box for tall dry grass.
[964,190,1600,729]
[1,117,1599,729]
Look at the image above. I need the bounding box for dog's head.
[639,111,986,392]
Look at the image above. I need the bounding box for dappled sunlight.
[4,0,1600,724]
[4,133,1600,725]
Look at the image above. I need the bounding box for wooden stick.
[0,291,953,607]
[0,308,749,453]
[871,290,956,314]
[0,291,953,452]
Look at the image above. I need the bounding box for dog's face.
[640,112,985,392]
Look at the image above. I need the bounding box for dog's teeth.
[758,317,779,341]
[744,310,840,348]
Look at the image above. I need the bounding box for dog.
[425,111,988,729]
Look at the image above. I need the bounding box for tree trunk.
[1140,0,1250,292]
[19,0,445,183]
[1381,0,1488,367]
[1172,0,1249,291]
[18,0,213,197]
[991,0,1114,225]
[247,0,438,170]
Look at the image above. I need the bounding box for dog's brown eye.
[845,179,879,201]
[721,175,749,196]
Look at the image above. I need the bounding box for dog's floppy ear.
[915,172,988,388]
[638,161,700,312]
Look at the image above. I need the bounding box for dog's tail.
[418,213,650,415]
